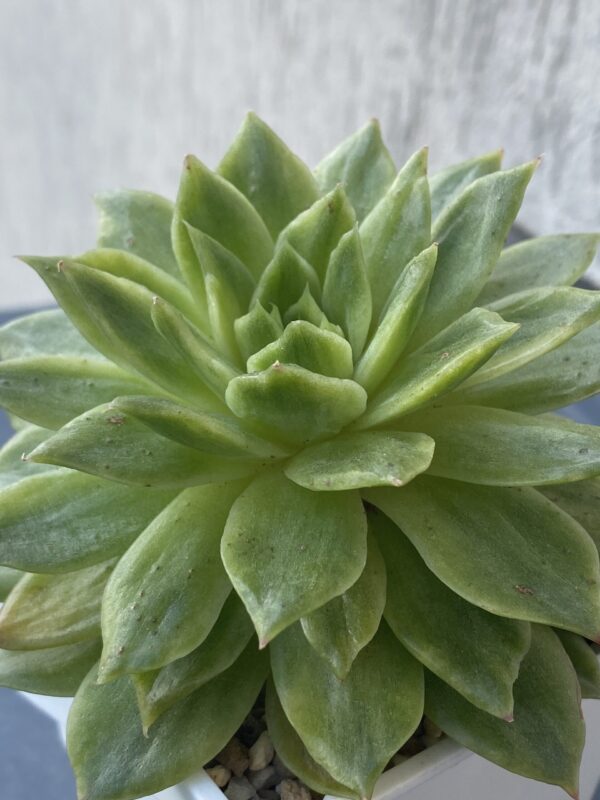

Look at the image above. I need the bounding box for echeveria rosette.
[0,113,599,800]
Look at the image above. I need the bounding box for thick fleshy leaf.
[404,405,600,485]
[279,185,355,279]
[314,120,396,222]
[221,469,367,645]
[253,242,321,313]
[0,561,114,649]
[410,161,537,348]
[556,630,600,699]
[539,478,600,553]
[0,471,174,573]
[353,244,437,393]
[100,482,243,681]
[0,425,56,489]
[283,286,343,336]
[265,680,355,799]
[218,112,319,239]
[172,154,273,282]
[95,189,180,278]
[360,149,431,320]
[372,507,530,718]
[0,309,99,361]
[285,431,434,491]
[443,322,600,413]
[234,301,283,363]
[321,226,371,358]
[355,309,518,429]
[0,638,100,696]
[27,404,261,488]
[68,643,267,800]
[365,477,600,638]
[0,356,151,429]
[226,363,367,444]
[477,233,600,305]
[270,621,423,799]
[247,320,353,379]
[425,626,584,797]
[300,533,386,679]
[0,566,22,600]
[136,593,255,731]
[429,149,503,219]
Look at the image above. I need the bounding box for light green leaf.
[265,680,355,799]
[353,244,437,393]
[556,630,600,700]
[283,286,343,336]
[404,405,600,485]
[0,638,100,696]
[360,148,431,320]
[365,477,600,638]
[0,566,22,601]
[0,560,114,649]
[356,308,518,429]
[0,426,59,489]
[234,300,283,363]
[539,477,600,553]
[173,154,273,282]
[372,507,530,719]
[218,112,319,239]
[136,593,254,731]
[222,469,367,645]
[0,356,151,429]
[0,470,174,573]
[279,184,355,279]
[425,626,584,798]
[0,309,99,361]
[100,482,243,681]
[322,226,372,358]
[477,233,600,305]
[301,533,386,679]
[285,431,434,491]
[429,149,503,220]
[270,621,423,799]
[68,643,267,800]
[27,404,261,488]
[226,363,367,444]
[247,320,353,379]
[410,161,537,349]
[314,120,396,222]
[253,242,321,313]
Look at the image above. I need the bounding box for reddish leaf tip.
[502,713,514,723]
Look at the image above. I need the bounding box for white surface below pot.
[21,693,600,800]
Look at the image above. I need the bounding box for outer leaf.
[372,508,530,718]
[477,233,600,305]
[425,626,584,797]
[300,533,386,679]
[0,560,113,649]
[95,189,180,278]
[253,242,321,313]
[410,161,537,348]
[99,482,243,681]
[234,301,283,363]
[365,477,600,638]
[429,149,503,219]
[270,621,423,799]
[218,112,319,238]
[172,154,273,282]
[404,405,600,485]
[0,566,22,601]
[226,363,367,444]
[27,404,261,488]
[0,471,174,573]
[265,680,355,799]
[68,643,268,800]
[221,469,367,645]
[0,309,99,360]
[314,120,396,222]
[556,630,600,699]
[353,244,437,393]
[540,477,600,553]
[0,639,100,696]
[360,148,431,320]
[285,431,434,491]
[355,309,518,429]
[0,425,56,489]
[247,320,353,379]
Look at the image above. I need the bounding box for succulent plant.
[0,114,600,800]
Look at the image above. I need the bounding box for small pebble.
[225,776,257,800]
[277,779,312,800]
[249,731,275,772]
[257,791,279,800]
[207,765,232,787]
[217,737,250,777]
[249,766,278,791]
[423,718,442,739]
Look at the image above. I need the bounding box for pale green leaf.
[253,242,321,313]
[556,630,600,700]
[0,309,99,361]
[0,638,100,696]
[429,149,503,219]
[221,469,367,645]
[365,477,600,638]
[270,621,423,799]
[0,566,22,601]
[100,482,244,680]
[285,431,434,491]
[234,301,283,363]
[283,286,343,336]
[539,477,600,553]
[0,425,59,489]
[425,626,584,798]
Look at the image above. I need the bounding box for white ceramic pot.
[21,693,600,800]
